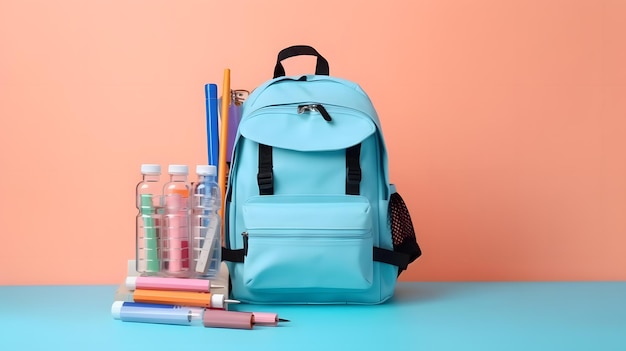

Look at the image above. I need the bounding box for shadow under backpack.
[222,45,421,304]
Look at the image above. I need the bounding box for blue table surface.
[1,282,625,351]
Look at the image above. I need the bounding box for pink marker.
[126,276,221,293]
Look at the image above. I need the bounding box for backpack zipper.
[297,104,332,122]
[242,230,371,256]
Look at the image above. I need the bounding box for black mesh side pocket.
[390,192,422,275]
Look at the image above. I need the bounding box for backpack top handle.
[273,45,330,78]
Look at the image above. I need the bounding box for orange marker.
[217,68,231,231]
[132,289,239,309]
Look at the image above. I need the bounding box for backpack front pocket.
[241,195,373,291]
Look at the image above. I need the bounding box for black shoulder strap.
[346,144,362,195]
[257,144,274,195]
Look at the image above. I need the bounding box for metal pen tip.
[278,318,290,322]
[225,299,241,304]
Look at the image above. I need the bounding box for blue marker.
[205,84,219,166]
[111,301,204,326]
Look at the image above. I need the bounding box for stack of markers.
[111,275,288,329]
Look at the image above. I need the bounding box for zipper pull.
[315,104,332,122]
[242,231,249,256]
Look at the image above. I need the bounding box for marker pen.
[112,301,204,326]
[205,84,219,166]
[125,276,221,293]
[132,289,238,309]
[112,302,254,329]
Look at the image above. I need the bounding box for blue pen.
[205,84,219,166]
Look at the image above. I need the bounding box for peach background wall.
[1,0,625,285]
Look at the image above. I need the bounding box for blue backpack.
[223,45,421,304]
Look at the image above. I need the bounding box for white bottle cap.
[168,164,189,175]
[125,276,137,291]
[111,301,124,319]
[196,165,217,176]
[141,164,161,175]
[211,294,225,309]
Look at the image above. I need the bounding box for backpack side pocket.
[389,190,422,276]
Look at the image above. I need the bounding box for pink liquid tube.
[162,165,191,277]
